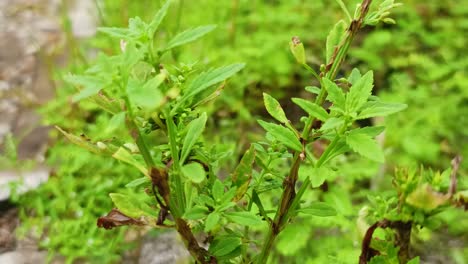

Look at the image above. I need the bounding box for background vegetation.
[3,0,466,263]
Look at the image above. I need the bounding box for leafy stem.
[256,0,373,262]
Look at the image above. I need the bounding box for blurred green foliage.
[8,0,467,263]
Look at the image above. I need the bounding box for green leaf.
[104,112,126,135]
[165,25,217,50]
[112,147,149,177]
[204,212,220,232]
[208,236,242,257]
[147,0,171,37]
[323,78,345,109]
[97,27,130,39]
[125,177,150,188]
[56,126,112,155]
[263,93,288,123]
[65,75,106,102]
[299,166,335,187]
[257,120,302,152]
[276,225,312,256]
[305,86,321,95]
[351,126,385,138]
[183,63,245,100]
[292,98,329,121]
[212,179,224,202]
[224,211,263,226]
[298,202,337,217]
[348,68,362,85]
[181,162,206,183]
[232,145,256,201]
[320,117,344,131]
[345,130,384,162]
[180,113,208,164]
[346,71,374,113]
[109,193,157,218]
[184,206,209,220]
[127,73,165,111]
[357,101,407,119]
[326,20,347,63]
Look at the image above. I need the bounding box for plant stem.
[256,1,373,262]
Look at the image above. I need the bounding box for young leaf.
[65,75,107,102]
[305,86,321,95]
[224,211,263,226]
[209,236,242,257]
[357,101,407,119]
[348,68,362,85]
[125,177,150,188]
[406,184,449,212]
[345,130,384,162]
[326,20,347,63]
[345,71,374,113]
[204,212,220,232]
[127,73,165,111]
[97,27,130,40]
[289,36,306,65]
[263,93,288,123]
[232,145,256,201]
[56,126,112,155]
[109,193,157,218]
[298,202,337,217]
[180,113,208,164]
[104,112,126,135]
[257,120,302,152]
[181,162,206,183]
[184,206,209,220]
[320,117,344,131]
[299,166,335,188]
[323,78,345,109]
[165,25,217,50]
[212,179,224,202]
[292,98,329,121]
[183,63,245,100]
[147,0,171,37]
[112,147,149,177]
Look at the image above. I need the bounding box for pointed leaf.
[224,211,263,226]
[345,130,384,162]
[263,93,288,123]
[56,126,111,155]
[323,78,345,109]
[98,27,130,39]
[204,212,220,232]
[326,20,347,63]
[298,202,337,217]
[348,68,362,85]
[180,113,207,164]
[346,71,374,112]
[292,98,329,121]
[181,162,206,183]
[357,101,407,119]
[165,25,217,50]
[127,73,165,111]
[125,177,150,188]
[113,147,149,177]
[320,117,344,131]
[184,206,209,220]
[148,0,171,36]
[104,112,126,135]
[232,145,256,201]
[109,193,157,218]
[184,63,245,100]
[257,120,302,152]
[212,179,224,202]
[209,236,242,257]
[65,75,107,102]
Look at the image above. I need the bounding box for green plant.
[56,0,427,263]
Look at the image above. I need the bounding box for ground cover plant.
[9,0,467,263]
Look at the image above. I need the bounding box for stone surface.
[138,232,191,264]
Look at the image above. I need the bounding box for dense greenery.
[3,0,466,263]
